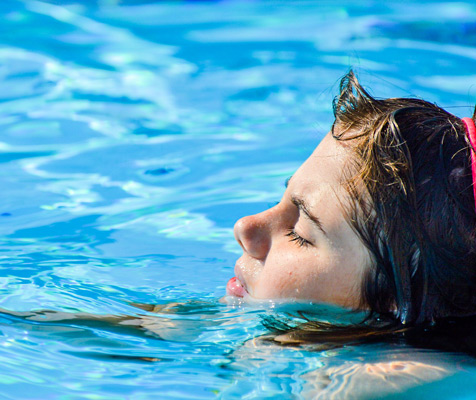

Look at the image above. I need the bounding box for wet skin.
[228,132,371,308]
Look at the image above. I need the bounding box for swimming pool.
[1,0,476,398]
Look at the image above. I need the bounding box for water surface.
[1,1,476,398]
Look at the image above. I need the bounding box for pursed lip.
[226,276,247,297]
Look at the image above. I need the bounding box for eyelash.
[285,229,311,247]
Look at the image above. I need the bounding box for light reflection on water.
[1,0,476,398]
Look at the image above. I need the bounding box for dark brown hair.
[266,71,476,349]
[333,71,476,324]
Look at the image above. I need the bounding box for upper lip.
[234,259,249,295]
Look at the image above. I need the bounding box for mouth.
[226,276,248,298]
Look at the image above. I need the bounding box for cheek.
[317,253,367,307]
[257,248,322,298]
[254,248,301,296]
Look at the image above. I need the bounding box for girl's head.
[231,129,370,308]
[229,70,476,327]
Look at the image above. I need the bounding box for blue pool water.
[2,0,476,398]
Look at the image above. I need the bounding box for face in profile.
[228,132,371,308]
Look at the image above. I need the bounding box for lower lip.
[226,277,247,298]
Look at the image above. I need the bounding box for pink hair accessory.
[463,117,476,207]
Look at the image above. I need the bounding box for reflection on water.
[1,0,476,398]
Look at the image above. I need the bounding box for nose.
[234,211,271,260]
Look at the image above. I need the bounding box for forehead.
[296,132,352,194]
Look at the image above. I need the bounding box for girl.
[227,70,476,350]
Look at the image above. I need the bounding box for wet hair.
[266,71,476,350]
[332,71,476,325]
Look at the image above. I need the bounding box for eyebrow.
[291,195,327,236]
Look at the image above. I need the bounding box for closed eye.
[285,229,312,247]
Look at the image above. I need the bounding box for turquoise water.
[2,0,476,398]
